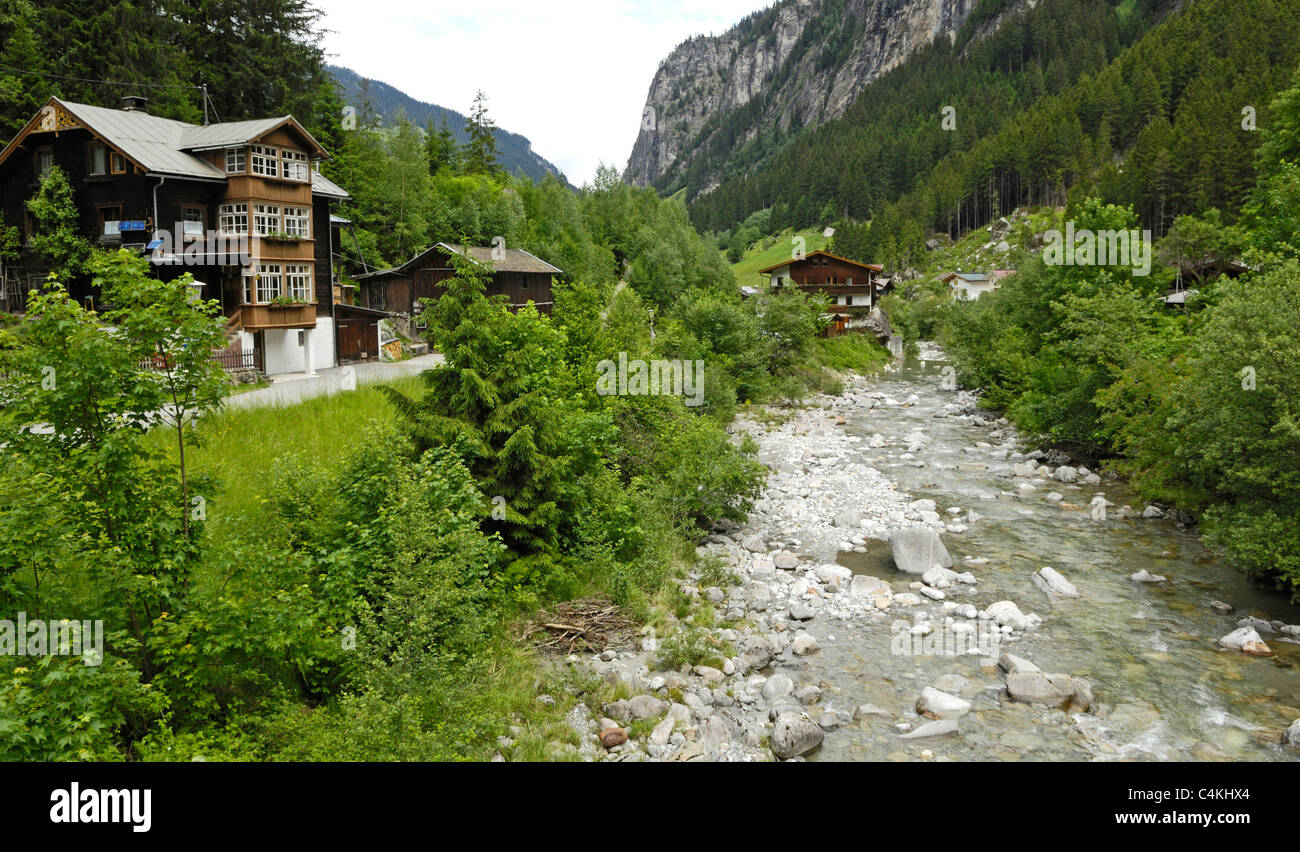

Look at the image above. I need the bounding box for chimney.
[121,95,149,113]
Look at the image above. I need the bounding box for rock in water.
[771,713,824,759]
[985,600,1028,630]
[1285,720,1300,754]
[1033,566,1080,598]
[1218,627,1272,656]
[1005,671,1092,711]
[1129,569,1167,584]
[899,719,959,739]
[916,686,971,719]
[888,526,953,575]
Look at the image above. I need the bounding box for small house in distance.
[757,249,885,310]
[941,269,1015,301]
[354,242,561,338]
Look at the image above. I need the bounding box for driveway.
[221,353,446,410]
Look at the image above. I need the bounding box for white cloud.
[312,0,770,183]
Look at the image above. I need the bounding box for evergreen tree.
[462,89,502,175]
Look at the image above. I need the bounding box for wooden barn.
[354,242,561,334]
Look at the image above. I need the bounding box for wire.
[0,63,204,92]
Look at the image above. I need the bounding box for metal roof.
[311,170,350,200]
[355,242,563,280]
[56,100,226,180]
[11,99,345,197]
[439,243,563,275]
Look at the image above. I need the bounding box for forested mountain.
[626,0,1023,190]
[327,65,569,185]
[658,0,1300,270]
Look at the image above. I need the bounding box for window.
[88,144,107,176]
[225,147,246,174]
[35,148,53,178]
[250,144,278,177]
[283,206,310,238]
[218,203,248,235]
[98,206,122,240]
[242,272,253,305]
[181,206,205,239]
[281,149,309,182]
[111,152,127,174]
[285,264,312,301]
[256,264,282,302]
[253,203,281,236]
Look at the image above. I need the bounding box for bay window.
[218,203,248,235]
[256,264,282,303]
[253,203,280,236]
[283,206,310,238]
[250,144,278,177]
[285,264,312,301]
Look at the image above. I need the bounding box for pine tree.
[462,89,502,175]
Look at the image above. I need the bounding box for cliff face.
[627,0,1018,190]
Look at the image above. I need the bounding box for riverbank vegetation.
[0,137,890,759]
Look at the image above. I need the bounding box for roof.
[942,269,1016,284]
[1162,288,1199,305]
[756,249,883,276]
[0,98,343,195]
[355,242,563,280]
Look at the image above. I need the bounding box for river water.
[800,350,1300,761]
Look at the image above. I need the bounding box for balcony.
[239,302,317,330]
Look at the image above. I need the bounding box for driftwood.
[522,597,637,654]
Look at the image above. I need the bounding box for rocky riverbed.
[557,343,1300,762]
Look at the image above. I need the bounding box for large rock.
[985,600,1028,630]
[899,719,959,739]
[916,686,971,719]
[741,533,766,553]
[627,694,669,720]
[998,652,1041,675]
[1053,465,1078,483]
[888,526,953,575]
[1005,671,1092,711]
[761,673,794,702]
[771,713,824,759]
[1218,627,1272,656]
[1033,566,1080,598]
[1285,720,1300,753]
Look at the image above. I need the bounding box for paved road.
[221,353,446,411]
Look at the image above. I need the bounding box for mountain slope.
[625,0,1026,192]
[328,64,569,185]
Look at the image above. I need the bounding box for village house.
[0,95,377,374]
[941,269,1015,301]
[756,249,886,335]
[353,242,562,340]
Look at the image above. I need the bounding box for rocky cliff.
[626,0,1026,191]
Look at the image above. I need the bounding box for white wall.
[952,282,998,301]
[261,317,336,376]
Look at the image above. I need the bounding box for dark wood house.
[757,250,885,310]
[0,95,367,375]
[354,242,562,338]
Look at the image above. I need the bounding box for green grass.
[154,376,424,543]
[814,333,893,373]
[730,227,830,283]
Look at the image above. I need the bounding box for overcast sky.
[312,0,770,184]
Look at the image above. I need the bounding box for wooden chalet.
[756,249,885,334]
[0,96,376,374]
[354,242,562,339]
